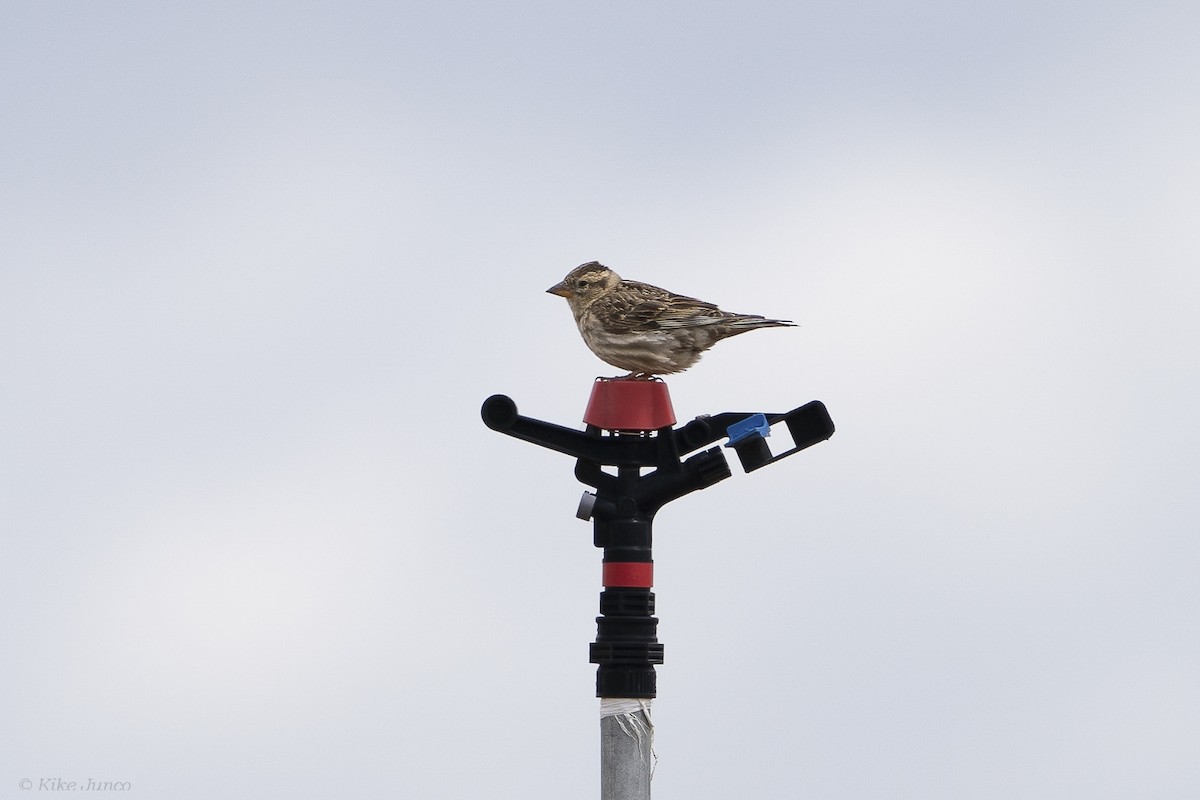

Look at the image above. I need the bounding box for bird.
[546,261,795,378]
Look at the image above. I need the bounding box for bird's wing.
[595,281,726,332]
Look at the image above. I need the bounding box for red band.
[603,562,654,587]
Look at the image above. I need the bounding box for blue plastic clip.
[725,413,770,447]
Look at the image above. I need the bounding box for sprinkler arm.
[481,393,835,475]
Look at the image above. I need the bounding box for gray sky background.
[3,2,1198,798]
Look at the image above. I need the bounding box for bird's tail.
[722,314,796,333]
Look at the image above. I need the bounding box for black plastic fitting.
[481,393,834,698]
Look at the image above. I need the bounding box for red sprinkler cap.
[583,378,676,431]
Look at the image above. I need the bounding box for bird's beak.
[546,281,572,298]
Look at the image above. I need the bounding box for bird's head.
[546,262,620,310]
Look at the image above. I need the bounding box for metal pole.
[601,699,653,800]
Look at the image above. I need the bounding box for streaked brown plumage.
[547,261,795,377]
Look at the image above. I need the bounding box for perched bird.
[546,261,795,377]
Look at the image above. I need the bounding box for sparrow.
[547,261,795,378]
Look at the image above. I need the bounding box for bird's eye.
[577,280,590,289]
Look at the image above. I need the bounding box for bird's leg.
[608,372,659,381]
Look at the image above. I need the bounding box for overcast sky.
[2,2,1198,798]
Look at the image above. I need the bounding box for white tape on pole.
[599,698,652,719]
